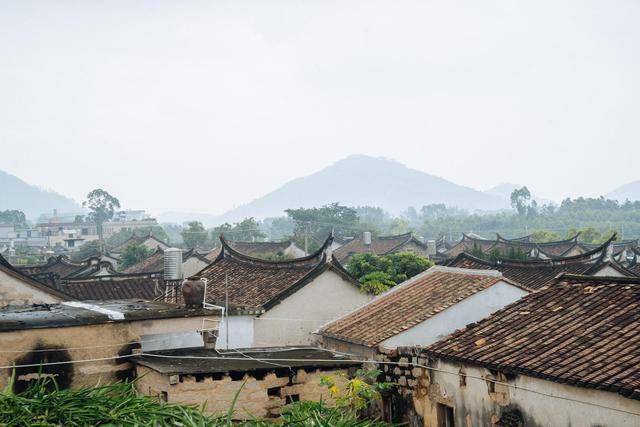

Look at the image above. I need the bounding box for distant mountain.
[606,180,640,202]
[484,183,552,206]
[216,155,508,223]
[0,170,80,220]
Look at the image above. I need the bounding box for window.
[285,394,300,404]
[267,387,281,397]
[437,403,454,427]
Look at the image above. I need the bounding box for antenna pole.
[225,273,229,350]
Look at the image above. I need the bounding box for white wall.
[0,269,61,307]
[253,269,373,347]
[382,281,528,348]
[423,359,640,427]
[215,315,254,349]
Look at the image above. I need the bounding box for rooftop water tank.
[164,248,183,281]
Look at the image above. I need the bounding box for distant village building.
[36,209,159,250]
[317,267,529,358]
[134,347,359,420]
[0,253,71,307]
[167,236,373,349]
[380,275,640,426]
[334,232,432,265]
[440,231,640,264]
[110,234,170,255]
[204,240,306,262]
[447,237,638,289]
[123,248,209,278]
[0,300,221,391]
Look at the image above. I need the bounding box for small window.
[487,378,496,394]
[437,403,454,427]
[267,387,281,397]
[285,394,300,404]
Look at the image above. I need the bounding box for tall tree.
[181,221,208,249]
[120,243,153,269]
[510,186,532,216]
[286,203,360,251]
[0,210,28,229]
[83,189,120,243]
[212,217,266,242]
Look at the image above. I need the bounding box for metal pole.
[225,273,229,350]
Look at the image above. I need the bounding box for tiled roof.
[425,275,640,400]
[110,234,169,253]
[0,254,73,301]
[122,249,165,274]
[187,235,344,311]
[334,232,426,263]
[16,256,118,280]
[60,274,166,301]
[447,253,599,290]
[445,233,584,259]
[318,267,518,347]
[204,241,299,262]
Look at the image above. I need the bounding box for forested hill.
[216,155,508,223]
[0,170,80,219]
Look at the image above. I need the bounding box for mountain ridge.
[0,170,81,220]
[213,155,509,223]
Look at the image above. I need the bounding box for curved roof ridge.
[378,232,413,240]
[496,233,532,243]
[218,233,332,268]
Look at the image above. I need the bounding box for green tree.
[346,252,432,295]
[212,217,266,242]
[530,229,562,243]
[71,240,102,261]
[286,203,360,251]
[181,221,208,249]
[0,210,28,229]
[120,243,153,269]
[83,189,121,242]
[511,187,537,216]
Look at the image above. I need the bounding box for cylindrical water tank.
[363,231,372,245]
[164,248,183,280]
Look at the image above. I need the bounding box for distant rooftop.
[0,300,220,332]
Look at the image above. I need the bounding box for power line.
[2,349,638,416]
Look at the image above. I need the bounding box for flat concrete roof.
[133,347,361,375]
[0,300,221,332]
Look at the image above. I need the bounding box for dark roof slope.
[425,275,640,400]
[59,274,166,301]
[334,232,427,263]
[318,267,521,347]
[189,235,351,311]
[122,249,165,274]
[17,256,117,280]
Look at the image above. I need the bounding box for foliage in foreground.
[0,376,393,427]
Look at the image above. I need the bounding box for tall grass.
[0,378,394,426]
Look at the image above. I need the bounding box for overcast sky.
[1,1,639,215]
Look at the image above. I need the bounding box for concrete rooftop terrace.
[0,300,221,332]
[134,347,361,375]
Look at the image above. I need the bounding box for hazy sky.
[1,1,639,215]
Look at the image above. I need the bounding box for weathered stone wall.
[377,347,640,427]
[135,366,351,420]
[0,316,212,391]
